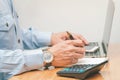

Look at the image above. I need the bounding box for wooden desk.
[9,44,120,80]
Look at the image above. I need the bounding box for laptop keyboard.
[85,42,101,58]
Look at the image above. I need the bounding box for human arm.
[0,49,45,79]
[22,29,88,50]
[0,39,85,80]
[22,28,52,49]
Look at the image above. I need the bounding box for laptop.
[57,0,115,79]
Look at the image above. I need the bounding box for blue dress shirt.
[0,0,52,79]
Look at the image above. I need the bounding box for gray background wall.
[14,0,120,43]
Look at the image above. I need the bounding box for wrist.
[41,48,55,70]
[51,32,56,45]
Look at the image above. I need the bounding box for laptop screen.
[102,0,114,55]
[85,0,114,58]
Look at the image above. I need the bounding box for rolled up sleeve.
[23,49,44,71]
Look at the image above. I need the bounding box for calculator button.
[79,69,85,73]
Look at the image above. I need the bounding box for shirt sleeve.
[0,49,44,79]
[21,27,52,49]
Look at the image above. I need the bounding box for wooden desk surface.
[9,44,120,80]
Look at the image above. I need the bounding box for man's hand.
[51,31,89,46]
[48,40,85,67]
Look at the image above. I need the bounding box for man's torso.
[0,0,23,50]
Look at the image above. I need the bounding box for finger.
[74,47,85,54]
[77,34,89,45]
[72,52,85,59]
[67,52,85,59]
[66,46,85,54]
[71,33,80,40]
[66,40,85,47]
[72,33,89,45]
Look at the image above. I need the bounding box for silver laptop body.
[85,0,114,59]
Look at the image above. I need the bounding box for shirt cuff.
[23,48,44,71]
[38,32,52,46]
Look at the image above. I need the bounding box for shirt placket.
[9,0,23,49]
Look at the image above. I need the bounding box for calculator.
[57,60,108,79]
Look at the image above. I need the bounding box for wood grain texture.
[9,44,120,80]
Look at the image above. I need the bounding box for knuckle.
[79,41,84,46]
[78,48,85,53]
[75,40,84,47]
[79,40,82,43]
[65,46,73,52]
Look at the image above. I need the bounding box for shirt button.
[17,15,19,18]
[6,23,9,27]
[18,39,21,43]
